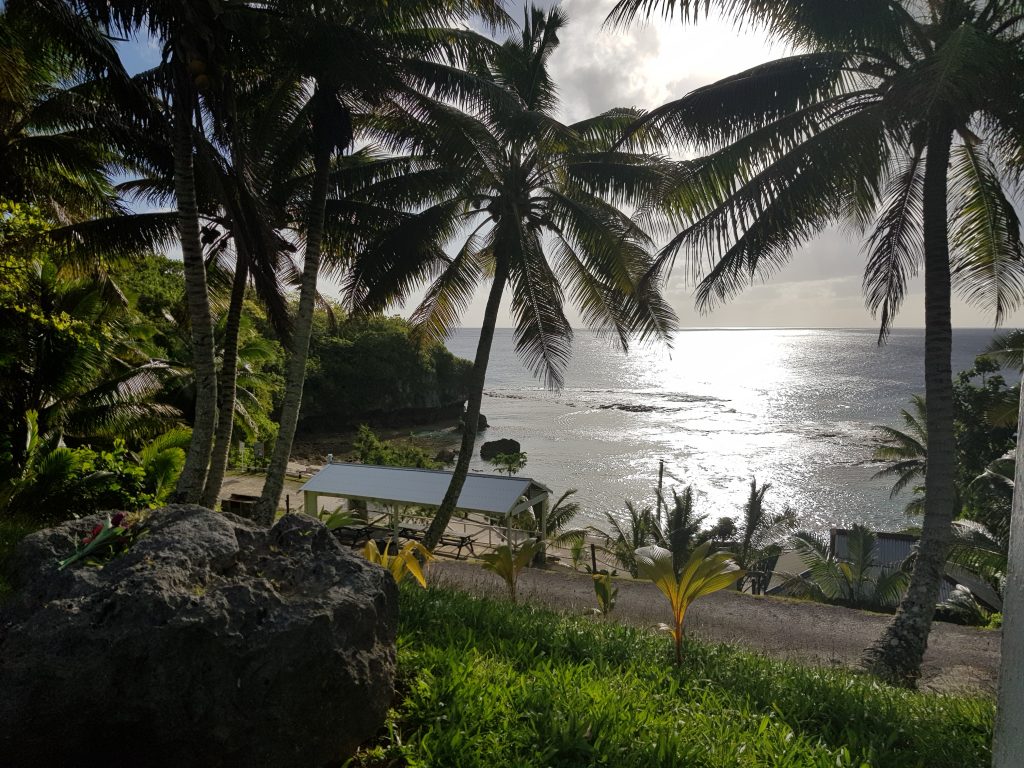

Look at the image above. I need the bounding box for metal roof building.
[300,462,550,519]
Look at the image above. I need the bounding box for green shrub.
[352,425,439,469]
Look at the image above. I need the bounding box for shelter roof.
[299,462,550,517]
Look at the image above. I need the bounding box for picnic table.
[329,520,476,559]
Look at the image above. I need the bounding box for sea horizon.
[444,327,1014,533]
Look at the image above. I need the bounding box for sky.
[463,0,1022,330]
[114,1,1020,331]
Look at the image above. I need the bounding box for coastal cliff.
[298,315,472,432]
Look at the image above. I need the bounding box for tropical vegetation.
[636,541,744,664]
[0,0,1019,740]
[783,525,911,612]
[349,585,994,767]
[345,5,677,551]
[608,0,1024,686]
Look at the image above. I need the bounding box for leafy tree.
[0,6,125,219]
[608,0,1024,685]
[299,314,471,431]
[349,6,676,551]
[490,451,527,477]
[952,360,1017,541]
[0,257,181,473]
[873,362,1016,541]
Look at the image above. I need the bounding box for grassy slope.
[351,586,994,768]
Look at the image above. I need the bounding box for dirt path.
[431,560,1000,696]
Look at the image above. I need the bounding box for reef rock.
[0,505,397,766]
[480,438,521,461]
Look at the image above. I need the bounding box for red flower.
[111,513,126,528]
[82,523,103,545]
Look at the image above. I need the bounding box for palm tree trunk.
[170,75,218,504]
[991,366,1024,765]
[201,256,248,509]
[992,369,1024,765]
[253,142,332,525]
[864,124,956,687]
[423,255,510,550]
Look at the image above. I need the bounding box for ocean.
[444,327,1013,532]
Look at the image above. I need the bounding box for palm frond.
[948,143,1024,325]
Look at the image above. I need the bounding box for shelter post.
[534,497,547,565]
[303,491,319,519]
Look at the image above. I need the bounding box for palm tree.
[251,0,512,524]
[0,6,121,220]
[665,485,707,574]
[524,487,589,548]
[43,0,272,503]
[602,500,662,577]
[608,0,1024,686]
[348,6,677,550]
[984,329,1024,372]
[732,478,795,594]
[871,394,929,515]
[0,261,182,472]
[783,525,910,612]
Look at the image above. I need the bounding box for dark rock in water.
[454,413,489,433]
[480,438,521,461]
[0,505,397,767]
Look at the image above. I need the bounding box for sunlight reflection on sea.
[444,328,1003,532]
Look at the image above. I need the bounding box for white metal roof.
[299,463,549,516]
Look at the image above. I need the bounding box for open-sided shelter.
[299,462,551,551]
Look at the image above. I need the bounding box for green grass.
[350,586,994,768]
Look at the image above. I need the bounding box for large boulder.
[0,505,397,766]
[480,438,521,461]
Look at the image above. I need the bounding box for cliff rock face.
[0,505,397,766]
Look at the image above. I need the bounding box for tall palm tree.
[608,0,1024,686]
[251,0,512,524]
[41,0,261,503]
[348,5,677,550]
